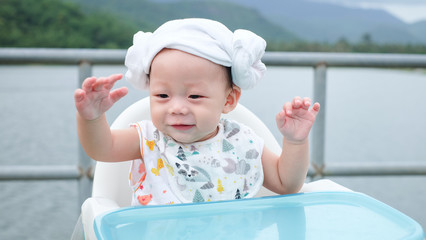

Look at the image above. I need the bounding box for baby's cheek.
[150,108,163,126]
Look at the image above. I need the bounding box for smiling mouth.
[171,124,194,131]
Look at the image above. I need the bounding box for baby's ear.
[223,85,241,114]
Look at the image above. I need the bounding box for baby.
[74,18,320,206]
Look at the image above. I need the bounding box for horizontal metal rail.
[2,162,425,181]
[0,48,126,64]
[308,162,426,178]
[1,48,425,206]
[2,48,426,68]
[263,51,426,68]
[0,165,81,180]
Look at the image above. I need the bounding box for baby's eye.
[157,94,169,99]
[189,95,202,99]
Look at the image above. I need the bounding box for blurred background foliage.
[1,0,426,53]
[0,0,137,48]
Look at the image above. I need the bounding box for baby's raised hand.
[276,97,320,144]
[74,74,128,120]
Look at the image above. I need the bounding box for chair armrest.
[301,179,353,192]
[81,197,120,240]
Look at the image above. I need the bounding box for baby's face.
[149,49,232,143]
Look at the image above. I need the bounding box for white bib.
[129,119,264,205]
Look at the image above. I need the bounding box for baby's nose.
[168,98,189,115]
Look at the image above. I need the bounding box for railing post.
[311,63,327,179]
[78,61,94,208]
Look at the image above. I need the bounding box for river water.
[1,65,425,239]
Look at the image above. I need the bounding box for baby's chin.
[167,128,219,144]
[169,135,207,144]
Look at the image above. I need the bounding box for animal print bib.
[129,119,264,206]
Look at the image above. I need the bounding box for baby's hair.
[225,67,234,89]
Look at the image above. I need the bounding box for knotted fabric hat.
[125,18,267,90]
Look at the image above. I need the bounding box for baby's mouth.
[171,124,194,131]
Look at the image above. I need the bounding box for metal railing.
[1,48,426,206]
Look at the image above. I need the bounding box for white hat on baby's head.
[124,18,267,90]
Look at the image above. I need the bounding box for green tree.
[0,0,137,48]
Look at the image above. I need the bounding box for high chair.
[80,97,354,240]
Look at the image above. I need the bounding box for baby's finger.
[82,77,97,92]
[104,74,123,91]
[302,97,312,110]
[110,87,129,103]
[309,102,321,117]
[93,77,109,91]
[283,102,293,115]
[74,89,86,103]
[292,96,302,109]
[109,73,123,82]
[276,110,286,127]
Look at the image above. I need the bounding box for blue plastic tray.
[94,192,424,240]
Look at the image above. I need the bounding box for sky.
[312,0,426,23]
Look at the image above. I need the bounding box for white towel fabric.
[125,18,267,90]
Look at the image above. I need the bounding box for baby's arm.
[262,97,320,194]
[74,74,141,162]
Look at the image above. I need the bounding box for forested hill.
[0,0,297,49]
[0,0,139,48]
[2,0,426,53]
[66,0,299,43]
[227,0,426,44]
